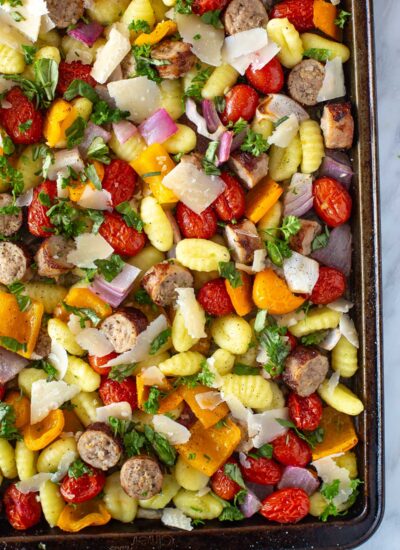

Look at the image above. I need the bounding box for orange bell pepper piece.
[57,501,111,532]
[134,21,177,46]
[158,389,184,414]
[245,177,283,224]
[179,385,229,429]
[131,143,178,205]
[64,287,112,320]
[313,0,340,40]
[24,409,65,451]
[225,271,254,317]
[68,161,105,202]
[44,99,78,148]
[4,391,30,429]
[312,407,358,461]
[0,292,44,358]
[136,370,171,410]
[176,418,241,477]
[252,269,305,315]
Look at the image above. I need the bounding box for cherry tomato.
[60,467,106,503]
[192,0,230,15]
[197,278,234,316]
[27,180,57,237]
[313,177,352,227]
[245,57,285,95]
[240,455,283,486]
[0,87,43,144]
[57,61,97,95]
[288,392,323,431]
[102,159,138,207]
[310,266,346,305]
[272,430,312,468]
[211,458,242,500]
[3,484,41,530]
[286,332,298,351]
[99,377,138,410]
[0,383,5,400]
[260,487,310,524]
[212,172,246,222]
[176,202,217,239]
[99,212,146,256]
[222,84,259,125]
[269,0,314,33]
[88,352,118,376]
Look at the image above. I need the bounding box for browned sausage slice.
[141,260,194,306]
[223,218,263,264]
[223,0,268,35]
[100,307,148,353]
[77,423,122,471]
[0,194,23,236]
[35,236,75,279]
[287,60,325,106]
[120,455,163,499]
[46,0,85,28]
[151,40,196,79]
[320,102,354,150]
[289,219,322,256]
[0,242,29,285]
[282,346,329,397]
[228,151,269,190]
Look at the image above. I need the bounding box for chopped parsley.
[21,44,37,65]
[149,328,171,355]
[108,363,137,382]
[175,0,193,14]
[91,100,130,126]
[143,386,164,414]
[258,321,290,377]
[248,443,274,460]
[264,215,301,267]
[124,429,146,457]
[87,137,111,165]
[62,302,101,328]
[240,129,269,156]
[18,119,32,133]
[300,330,328,346]
[132,44,169,84]
[184,66,213,101]
[303,48,332,62]
[218,502,244,522]
[335,9,351,29]
[228,117,248,135]
[218,261,243,288]
[0,157,24,200]
[275,418,324,449]
[197,360,215,387]
[224,463,246,489]
[0,336,26,353]
[68,459,92,479]
[94,254,125,282]
[232,364,259,375]
[200,9,223,29]
[133,288,154,307]
[7,281,31,312]
[193,33,201,40]
[202,140,221,175]
[2,135,15,156]
[128,19,151,33]
[86,209,105,234]
[0,402,22,441]
[31,359,58,382]
[319,477,362,521]
[115,201,144,232]
[46,199,87,238]
[312,225,330,251]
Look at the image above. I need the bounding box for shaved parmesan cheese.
[141,366,167,386]
[31,380,80,424]
[274,310,306,327]
[206,357,223,389]
[222,28,271,75]
[67,313,89,335]
[327,298,354,313]
[47,149,84,181]
[311,454,353,506]
[50,451,77,483]
[327,371,340,396]
[176,14,224,67]
[339,314,359,348]
[268,113,299,148]
[0,76,14,95]
[252,249,267,273]
[16,188,33,207]
[161,508,193,531]
[138,508,162,520]
[107,77,161,124]
[152,414,191,444]
[185,98,225,141]
[16,473,52,494]
[67,233,114,269]
[91,27,131,84]
[250,408,289,448]
[257,94,309,123]
[162,161,225,215]
[48,340,68,380]
[96,401,132,423]
[222,392,254,430]
[77,186,113,211]
[0,0,48,42]
[176,288,206,339]
[317,57,346,102]
[283,252,319,294]
[319,328,342,351]
[75,328,115,357]
[250,42,281,71]
[195,391,223,410]
[40,14,56,33]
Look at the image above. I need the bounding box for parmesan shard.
[75,328,115,357]
[0,0,48,42]
[311,454,353,506]
[317,57,346,102]
[176,14,224,67]
[77,187,113,211]
[107,77,161,124]
[67,233,114,269]
[267,113,299,148]
[283,251,319,294]
[152,414,191,444]
[96,402,132,423]
[48,340,68,380]
[161,508,193,531]
[30,380,80,424]
[195,391,224,410]
[91,27,131,84]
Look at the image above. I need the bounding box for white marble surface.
[360,0,400,547]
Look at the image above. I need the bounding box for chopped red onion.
[67,21,104,47]
[319,151,353,189]
[112,120,138,145]
[201,99,222,133]
[245,482,275,501]
[217,131,233,165]
[277,466,320,495]
[240,490,262,518]
[90,263,140,307]
[231,128,248,152]
[138,108,178,145]
[186,99,225,140]
[311,223,352,276]
[284,174,313,217]
[80,122,111,153]
[0,347,28,384]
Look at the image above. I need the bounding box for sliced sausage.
[0,242,29,285]
[121,52,136,79]
[34,236,75,279]
[141,260,194,307]
[282,346,329,397]
[120,455,163,500]
[77,423,122,471]
[223,0,269,35]
[288,60,325,107]
[151,40,196,79]
[289,219,322,256]
[100,307,148,353]
[320,102,354,150]
[46,0,84,28]
[0,194,23,236]
[223,218,263,264]
[228,151,269,190]
[33,322,51,359]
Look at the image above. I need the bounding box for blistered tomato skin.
[88,352,118,376]
[222,84,259,125]
[0,87,43,144]
[260,487,310,524]
[197,278,234,316]
[3,484,42,530]
[60,468,106,504]
[102,160,138,207]
[57,61,97,95]
[313,177,352,227]
[211,458,242,500]
[213,173,246,222]
[99,212,146,256]
[99,377,138,410]
[0,383,5,400]
[310,266,346,305]
[270,0,314,33]
[27,180,58,237]
[272,430,312,468]
[192,0,230,15]
[288,392,323,431]
[245,58,285,95]
[240,455,283,486]
[176,202,217,239]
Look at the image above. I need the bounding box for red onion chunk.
[284,174,313,217]
[217,131,233,165]
[231,128,247,152]
[112,120,138,144]
[240,489,262,518]
[139,108,178,145]
[319,151,353,189]
[68,21,104,47]
[80,122,111,152]
[245,482,275,501]
[311,223,352,276]
[277,466,320,495]
[0,347,28,384]
[90,264,140,308]
[202,99,222,133]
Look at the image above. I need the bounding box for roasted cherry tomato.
[102,159,138,207]
[99,212,146,256]
[211,458,242,500]
[240,455,283,485]
[313,177,352,227]
[0,383,5,401]
[0,87,43,144]
[288,392,323,431]
[310,266,346,305]
[222,84,259,125]
[192,0,230,15]
[272,430,312,468]
[99,377,138,410]
[27,180,57,237]
[176,202,217,239]
[260,487,310,524]
[3,484,42,530]
[57,61,97,95]
[286,332,298,352]
[60,467,106,504]
[197,278,234,316]
[270,0,314,33]
[245,57,285,95]
[88,352,118,376]
[212,172,246,222]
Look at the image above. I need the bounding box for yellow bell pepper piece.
[57,501,111,532]
[64,287,112,320]
[43,99,78,148]
[24,410,65,451]
[68,161,105,202]
[131,143,178,205]
[179,385,229,429]
[134,21,177,46]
